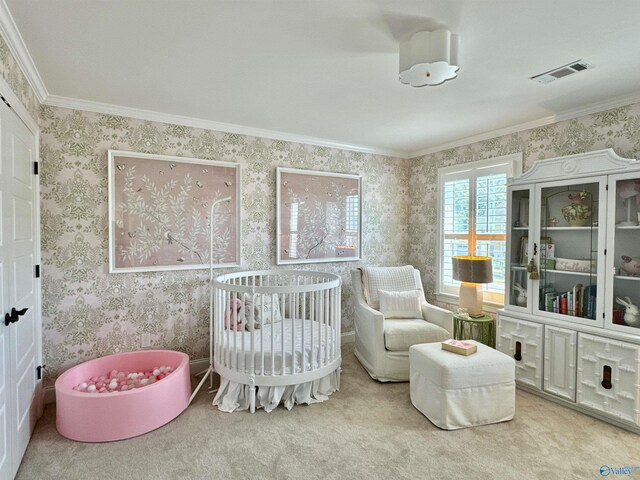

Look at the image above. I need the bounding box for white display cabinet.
[498,149,640,433]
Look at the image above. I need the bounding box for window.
[438,153,522,306]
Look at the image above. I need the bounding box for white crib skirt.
[213,369,339,413]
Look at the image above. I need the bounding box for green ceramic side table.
[452,313,495,348]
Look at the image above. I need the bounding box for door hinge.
[33,161,39,175]
[36,365,46,380]
[0,95,10,109]
[605,184,609,191]
[604,249,607,255]
[35,265,40,278]
[603,312,605,319]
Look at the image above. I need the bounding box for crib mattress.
[217,318,336,375]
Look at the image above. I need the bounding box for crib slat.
[250,277,255,376]
[326,287,332,365]
[259,281,264,377]
[310,285,315,372]
[318,284,327,366]
[335,286,340,360]
[232,288,238,371]
[241,277,246,374]
[288,291,293,375]
[302,289,307,374]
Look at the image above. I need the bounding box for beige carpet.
[16,345,640,480]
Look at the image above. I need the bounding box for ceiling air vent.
[531,60,594,84]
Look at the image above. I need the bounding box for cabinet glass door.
[607,173,640,332]
[536,178,606,326]
[506,187,532,310]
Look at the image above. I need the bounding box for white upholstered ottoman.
[409,341,515,430]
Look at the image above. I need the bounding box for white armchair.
[352,267,452,382]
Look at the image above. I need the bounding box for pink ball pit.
[55,350,190,442]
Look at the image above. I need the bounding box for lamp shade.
[399,29,460,87]
[452,256,493,284]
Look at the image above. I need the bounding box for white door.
[0,148,9,480]
[0,99,39,479]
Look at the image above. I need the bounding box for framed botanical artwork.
[108,150,241,273]
[277,167,362,265]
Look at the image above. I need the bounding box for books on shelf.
[540,284,597,319]
[441,339,477,356]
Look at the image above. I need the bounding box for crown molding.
[409,91,640,158]
[44,94,408,158]
[0,69,37,132]
[0,0,48,102]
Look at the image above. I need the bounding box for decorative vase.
[561,192,592,226]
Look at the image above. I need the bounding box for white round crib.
[212,270,342,413]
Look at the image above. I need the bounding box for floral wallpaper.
[0,35,40,121]
[2,28,640,385]
[408,102,640,308]
[39,105,410,382]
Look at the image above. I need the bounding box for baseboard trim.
[341,331,355,345]
[43,385,55,405]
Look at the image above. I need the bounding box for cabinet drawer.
[497,315,543,389]
[544,326,577,402]
[577,334,640,426]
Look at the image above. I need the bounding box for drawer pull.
[601,365,612,390]
[514,341,522,361]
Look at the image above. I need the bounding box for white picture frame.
[108,150,241,273]
[276,167,362,265]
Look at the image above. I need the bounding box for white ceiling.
[7,0,640,156]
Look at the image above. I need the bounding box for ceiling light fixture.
[399,29,460,87]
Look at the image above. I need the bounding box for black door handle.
[11,307,28,317]
[4,307,27,326]
[4,313,17,326]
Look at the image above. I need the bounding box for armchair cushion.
[384,319,449,352]
[379,290,422,319]
[360,265,418,308]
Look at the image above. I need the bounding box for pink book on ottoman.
[441,339,477,356]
